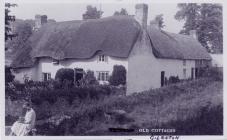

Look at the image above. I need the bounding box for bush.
[160,105,223,135]
[5,66,15,85]
[79,70,99,86]
[168,76,180,84]
[28,85,112,106]
[5,115,18,126]
[53,78,217,135]
[201,67,223,81]
[109,65,126,86]
[55,68,74,88]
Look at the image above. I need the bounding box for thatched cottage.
[10,4,211,94]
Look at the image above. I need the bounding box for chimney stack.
[135,4,148,28]
[189,30,197,40]
[35,15,47,30]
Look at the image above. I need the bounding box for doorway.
[195,68,198,78]
[161,71,165,87]
[74,68,84,86]
[191,68,194,79]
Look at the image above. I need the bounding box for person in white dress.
[10,102,36,136]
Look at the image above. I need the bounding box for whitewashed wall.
[14,55,128,83]
[127,30,196,95]
[13,65,39,83]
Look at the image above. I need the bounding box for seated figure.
[10,102,36,136]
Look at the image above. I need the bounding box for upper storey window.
[98,55,108,62]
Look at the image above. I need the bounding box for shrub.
[201,67,223,81]
[5,115,18,126]
[168,76,180,84]
[5,66,15,85]
[79,70,99,86]
[109,65,126,86]
[159,105,223,135]
[55,68,74,88]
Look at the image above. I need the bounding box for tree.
[150,14,165,29]
[113,8,128,16]
[55,68,75,88]
[109,65,126,86]
[199,4,223,53]
[5,66,15,85]
[55,68,74,82]
[175,3,223,53]
[5,22,33,53]
[5,3,17,43]
[83,5,103,20]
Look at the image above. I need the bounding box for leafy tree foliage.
[5,66,15,85]
[113,8,128,16]
[5,3,17,43]
[150,14,165,29]
[55,68,74,83]
[83,5,103,20]
[5,22,33,54]
[109,65,126,86]
[175,3,223,53]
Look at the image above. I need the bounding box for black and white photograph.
[2,0,225,139]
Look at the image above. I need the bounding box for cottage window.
[97,71,109,81]
[52,59,59,65]
[42,73,51,81]
[183,69,186,79]
[183,60,186,66]
[98,55,107,62]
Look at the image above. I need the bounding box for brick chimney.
[135,4,148,28]
[35,15,47,30]
[189,30,197,40]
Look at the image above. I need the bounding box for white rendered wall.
[13,65,39,83]
[37,55,128,82]
[127,30,196,95]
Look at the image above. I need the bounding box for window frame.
[98,55,107,62]
[97,71,109,81]
[42,72,51,81]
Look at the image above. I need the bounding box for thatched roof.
[11,16,211,68]
[147,27,212,60]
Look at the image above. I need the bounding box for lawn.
[6,77,223,136]
[48,78,223,135]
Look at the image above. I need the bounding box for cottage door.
[191,68,194,79]
[161,71,165,87]
[195,68,198,78]
[74,68,84,86]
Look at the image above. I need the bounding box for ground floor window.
[191,68,194,79]
[97,71,109,81]
[42,73,51,81]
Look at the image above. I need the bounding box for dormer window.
[98,55,107,62]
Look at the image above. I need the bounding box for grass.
[46,78,223,135]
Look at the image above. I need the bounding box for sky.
[10,2,185,33]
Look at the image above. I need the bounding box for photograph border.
[1,0,226,140]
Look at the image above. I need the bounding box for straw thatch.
[11,16,211,68]
[147,27,211,60]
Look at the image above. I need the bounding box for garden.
[5,66,223,135]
